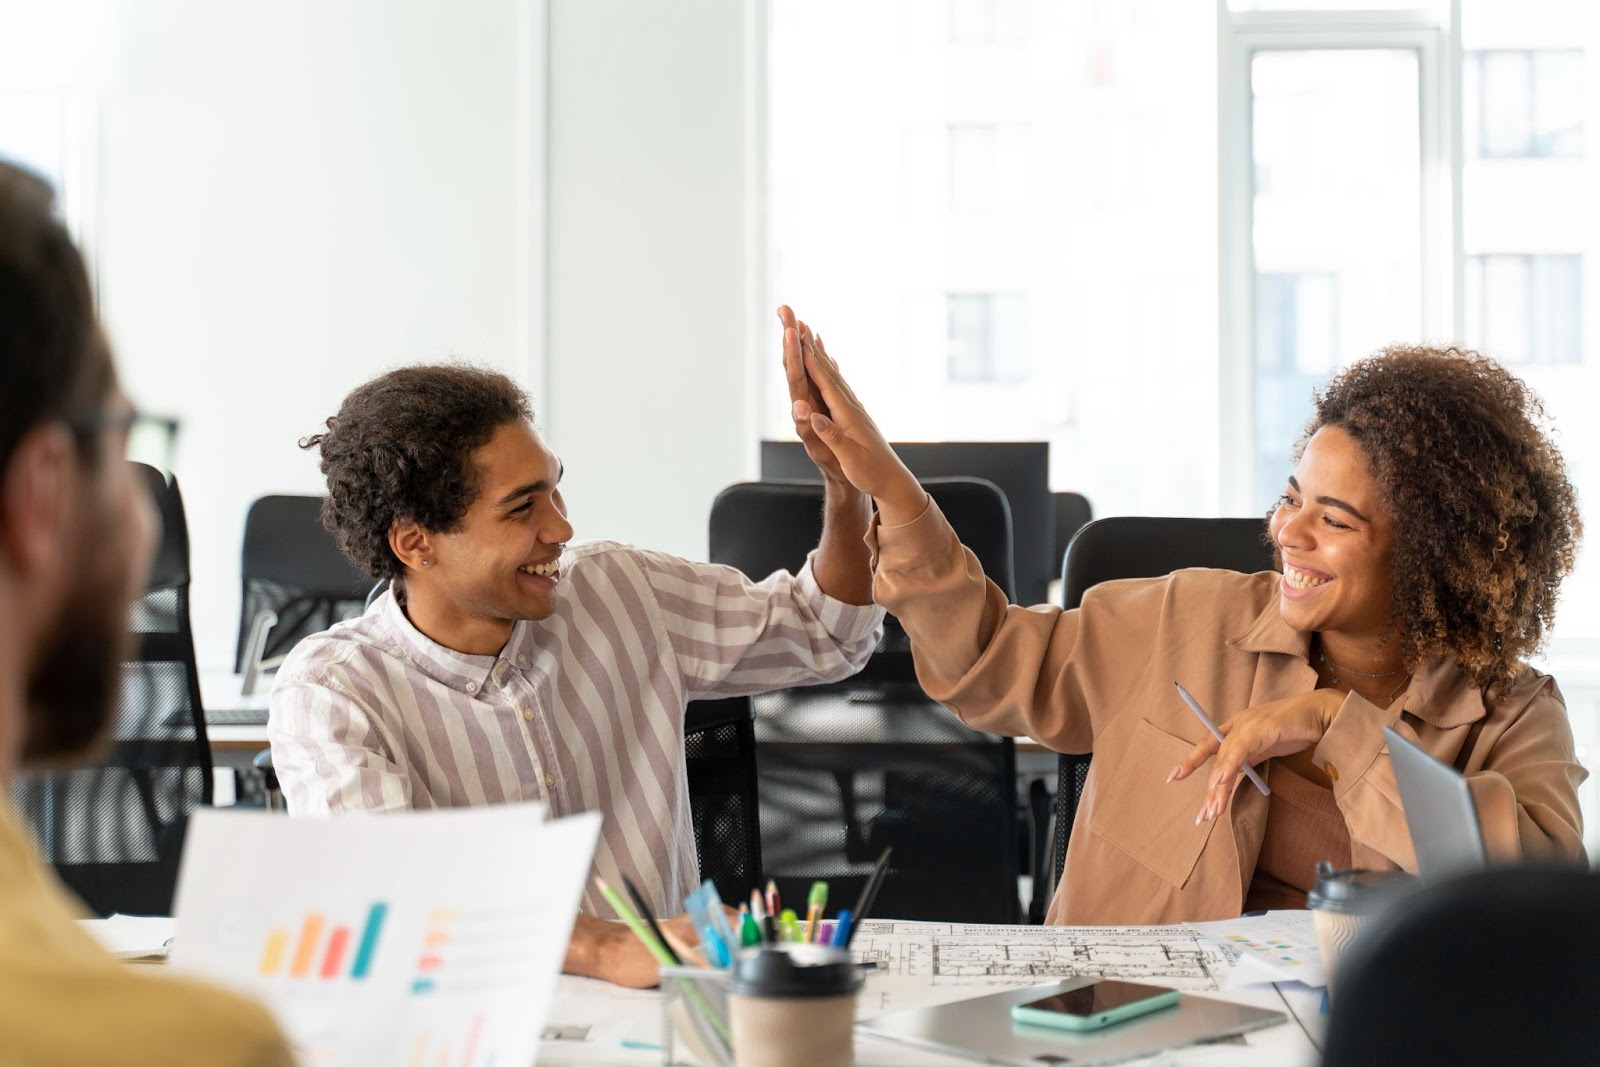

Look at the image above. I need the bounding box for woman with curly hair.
[778,313,1586,924]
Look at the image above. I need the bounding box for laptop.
[1382,725,1489,879]
[856,981,1285,1067]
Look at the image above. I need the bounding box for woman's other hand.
[1169,689,1343,824]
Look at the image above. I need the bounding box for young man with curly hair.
[787,318,1587,924]
[269,318,882,986]
[0,161,292,1064]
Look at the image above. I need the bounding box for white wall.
[94,0,545,669]
[82,0,759,671]
[545,0,757,564]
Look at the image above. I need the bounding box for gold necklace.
[1317,647,1410,705]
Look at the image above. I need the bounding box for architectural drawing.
[849,921,1239,992]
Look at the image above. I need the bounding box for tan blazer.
[869,499,1588,925]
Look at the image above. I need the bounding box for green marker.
[778,908,799,942]
[805,881,828,943]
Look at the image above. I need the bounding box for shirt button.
[465,682,478,694]
[544,772,555,788]
[517,655,529,668]
[521,707,535,722]
[1324,762,1339,782]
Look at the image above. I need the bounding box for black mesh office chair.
[710,477,1022,923]
[1050,491,1093,574]
[236,494,371,675]
[1324,866,1600,1066]
[12,464,212,916]
[683,697,763,904]
[1039,516,1275,919]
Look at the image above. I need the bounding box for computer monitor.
[760,440,1053,606]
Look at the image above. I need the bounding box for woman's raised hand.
[777,305,926,523]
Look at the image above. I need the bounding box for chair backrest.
[709,478,1023,923]
[1323,866,1600,1066]
[683,697,763,904]
[710,477,1016,598]
[237,494,372,671]
[1051,491,1093,574]
[12,464,212,916]
[1047,516,1275,905]
[710,477,1014,690]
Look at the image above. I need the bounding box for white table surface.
[536,969,1325,1066]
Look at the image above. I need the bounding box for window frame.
[1217,6,1459,514]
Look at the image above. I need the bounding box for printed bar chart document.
[171,803,598,1067]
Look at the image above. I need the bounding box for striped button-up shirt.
[268,540,883,917]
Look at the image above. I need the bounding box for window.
[949,0,1027,46]
[768,0,1220,517]
[1253,272,1337,497]
[948,125,1029,217]
[1236,44,1425,509]
[1464,50,1585,159]
[947,294,1029,382]
[1466,255,1583,365]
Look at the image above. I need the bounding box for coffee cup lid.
[1306,862,1415,914]
[724,943,863,998]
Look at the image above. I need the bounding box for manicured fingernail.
[792,400,809,420]
[1166,767,1177,784]
[813,414,833,431]
[1194,810,1204,826]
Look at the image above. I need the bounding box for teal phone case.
[1011,988,1181,1032]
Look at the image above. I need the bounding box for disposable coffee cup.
[1307,862,1414,996]
[725,943,862,1067]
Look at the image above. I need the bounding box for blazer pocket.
[1089,718,1218,889]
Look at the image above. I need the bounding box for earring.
[420,559,430,568]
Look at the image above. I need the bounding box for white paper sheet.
[1185,911,1326,988]
[170,803,597,1067]
[78,913,176,958]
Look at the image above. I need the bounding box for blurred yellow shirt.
[0,798,294,1067]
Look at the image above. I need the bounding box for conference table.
[536,920,1327,1066]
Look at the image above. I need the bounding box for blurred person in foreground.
[0,159,292,1064]
[781,308,1586,923]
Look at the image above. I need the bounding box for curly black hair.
[1299,346,1582,694]
[301,364,533,580]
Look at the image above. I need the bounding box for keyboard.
[205,706,271,727]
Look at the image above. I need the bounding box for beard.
[21,507,141,766]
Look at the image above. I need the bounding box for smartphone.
[1010,981,1181,1032]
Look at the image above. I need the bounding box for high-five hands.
[776,305,927,523]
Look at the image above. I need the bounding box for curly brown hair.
[1299,346,1581,694]
[301,364,533,580]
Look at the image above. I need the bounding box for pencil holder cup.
[659,965,735,1067]
[725,944,862,1067]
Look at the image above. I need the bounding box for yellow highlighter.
[804,880,828,943]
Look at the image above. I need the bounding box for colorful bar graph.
[289,914,326,978]
[351,902,389,980]
[257,901,389,982]
[320,927,353,979]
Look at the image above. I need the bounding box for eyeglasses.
[64,409,182,472]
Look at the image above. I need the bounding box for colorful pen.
[830,909,853,947]
[739,906,761,947]
[1174,682,1271,796]
[804,881,828,944]
[778,908,798,943]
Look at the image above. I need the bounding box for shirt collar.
[1225,596,1487,729]
[378,587,501,694]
